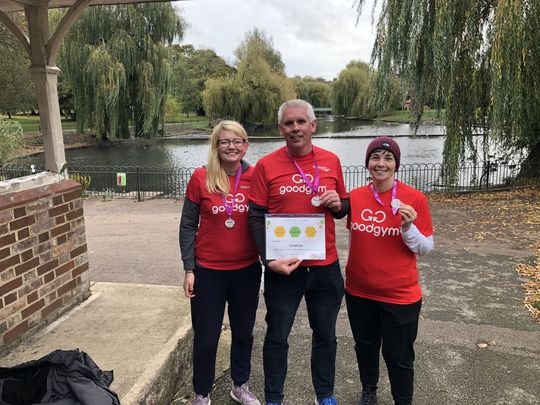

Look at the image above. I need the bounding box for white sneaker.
[230,382,261,405]
[192,394,211,405]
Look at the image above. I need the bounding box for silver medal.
[311,196,321,207]
[391,199,401,209]
[224,218,235,228]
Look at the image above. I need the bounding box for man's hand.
[319,189,341,212]
[183,272,195,298]
[267,257,302,276]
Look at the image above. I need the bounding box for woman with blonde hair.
[180,120,262,405]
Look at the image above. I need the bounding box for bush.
[0,119,23,164]
[69,172,92,196]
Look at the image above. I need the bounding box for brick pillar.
[0,173,90,353]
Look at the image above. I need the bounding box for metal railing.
[1,160,538,200]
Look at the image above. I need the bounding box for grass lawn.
[6,109,442,135]
[164,113,209,130]
[4,114,209,133]
[376,108,445,125]
[5,115,77,132]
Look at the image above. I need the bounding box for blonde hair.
[206,120,248,195]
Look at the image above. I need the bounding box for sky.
[174,0,378,81]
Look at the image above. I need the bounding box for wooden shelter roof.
[0,0,176,13]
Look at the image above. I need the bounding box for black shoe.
[358,387,378,405]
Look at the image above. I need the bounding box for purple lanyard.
[371,180,399,215]
[287,148,320,194]
[222,166,242,217]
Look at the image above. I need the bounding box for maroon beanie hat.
[365,136,401,170]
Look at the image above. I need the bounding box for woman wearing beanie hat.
[345,136,434,405]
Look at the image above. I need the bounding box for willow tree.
[234,28,285,75]
[0,15,36,116]
[57,4,184,140]
[292,76,332,108]
[169,45,235,116]
[355,0,540,179]
[332,61,402,118]
[202,29,295,125]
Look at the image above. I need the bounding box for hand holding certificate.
[265,214,326,260]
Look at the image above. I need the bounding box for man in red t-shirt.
[249,99,349,405]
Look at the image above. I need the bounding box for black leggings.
[190,261,262,396]
[346,293,421,405]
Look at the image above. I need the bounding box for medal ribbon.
[371,180,399,215]
[222,166,242,217]
[286,148,320,195]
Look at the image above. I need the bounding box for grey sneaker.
[230,383,261,405]
[192,394,211,405]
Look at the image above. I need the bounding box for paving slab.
[2,193,539,405]
[0,282,192,404]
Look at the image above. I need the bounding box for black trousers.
[191,261,262,396]
[345,293,422,405]
[263,261,344,402]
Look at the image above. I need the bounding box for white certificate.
[265,214,326,260]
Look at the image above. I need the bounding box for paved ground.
[81,190,540,404]
[83,198,184,286]
[180,189,540,405]
[1,198,192,405]
[6,190,537,405]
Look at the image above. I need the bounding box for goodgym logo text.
[279,174,328,195]
[350,208,401,237]
[211,193,249,215]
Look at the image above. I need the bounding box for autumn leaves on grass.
[516,243,540,323]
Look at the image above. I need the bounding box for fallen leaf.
[477,343,488,348]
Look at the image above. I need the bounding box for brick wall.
[0,176,90,353]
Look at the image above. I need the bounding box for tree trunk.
[518,142,540,179]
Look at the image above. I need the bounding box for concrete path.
[0,199,193,405]
[1,194,538,405]
[207,195,540,404]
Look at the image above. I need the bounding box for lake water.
[11,118,527,195]
[22,118,514,169]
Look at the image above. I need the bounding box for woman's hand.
[267,257,302,276]
[398,203,417,232]
[183,271,195,298]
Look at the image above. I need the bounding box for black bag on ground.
[0,349,120,405]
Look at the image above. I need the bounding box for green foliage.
[0,21,37,116]
[57,4,185,140]
[332,61,402,118]
[0,119,23,164]
[355,0,540,180]
[377,108,445,125]
[69,172,91,195]
[202,29,296,124]
[164,95,180,120]
[292,77,331,108]
[169,45,234,116]
[332,61,373,118]
[234,28,285,75]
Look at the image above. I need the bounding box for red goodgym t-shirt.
[185,166,259,270]
[345,181,433,304]
[249,145,347,266]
